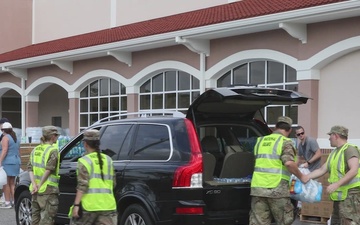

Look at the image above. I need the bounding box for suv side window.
[100,124,132,160]
[63,140,85,160]
[62,127,102,160]
[132,124,171,160]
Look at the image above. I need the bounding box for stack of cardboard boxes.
[19,143,37,170]
[300,153,333,222]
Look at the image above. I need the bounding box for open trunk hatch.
[186,87,310,223]
[187,87,310,123]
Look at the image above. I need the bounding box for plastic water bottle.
[290,179,296,194]
[294,179,302,194]
[315,181,323,202]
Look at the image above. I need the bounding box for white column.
[21,78,26,138]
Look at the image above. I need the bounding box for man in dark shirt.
[295,126,321,172]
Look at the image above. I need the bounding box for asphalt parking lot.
[0,207,16,225]
[0,206,324,225]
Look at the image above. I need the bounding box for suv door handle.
[68,170,77,178]
[114,170,125,176]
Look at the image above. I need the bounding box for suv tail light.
[176,207,204,214]
[173,119,203,188]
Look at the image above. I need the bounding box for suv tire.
[120,204,153,225]
[15,190,32,225]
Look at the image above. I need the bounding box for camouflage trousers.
[70,210,117,225]
[249,196,294,225]
[330,192,360,225]
[31,193,59,225]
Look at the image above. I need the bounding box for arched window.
[79,78,126,129]
[139,71,200,114]
[217,60,298,128]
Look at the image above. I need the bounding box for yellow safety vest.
[79,152,116,211]
[29,144,60,193]
[251,133,291,188]
[326,143,360,201]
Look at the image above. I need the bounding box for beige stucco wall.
[317,50,360,148]
[300,17,360,60]
[297,80,319,139]
[33,0,111,43]
[0,0,32,53]
[38,84,69,128]
[33,0,226,43]
[207,17,360,69]
[208,30,299,69]
[22,45,199,92]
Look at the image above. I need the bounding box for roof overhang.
[1,0,360,73]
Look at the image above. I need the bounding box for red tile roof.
[0,0,347,63]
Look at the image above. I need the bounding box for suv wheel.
[15,190,32,225]
[120,204,153,225]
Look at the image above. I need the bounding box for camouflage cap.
[83,129,100,141]
[327,125,348,137]
[277,116,293,126]
[42,126,60,136]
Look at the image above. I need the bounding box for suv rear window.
[199,125,259,153]
[132,124,171,160]
[199,124,259,177]
[100,124,132,159]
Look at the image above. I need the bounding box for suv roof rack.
[227,84,258,88]
[93,110,185,125]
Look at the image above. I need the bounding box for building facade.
[0,0,359,148]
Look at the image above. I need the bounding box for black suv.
[14,87,308,225]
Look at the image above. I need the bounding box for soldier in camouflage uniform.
[70,129,117,225]
[249,116,309,225]
[28,126,60,225]
[306,126,360,225]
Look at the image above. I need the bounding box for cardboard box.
[321,185,330,201]
[301,202,320,216]
[301,201,333,218]
[20,144,37,170]
[320,154,329,165]
[321,149,333,155]
[315,154,330,186]
[320,201,333,218]
[317,173,330,186]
